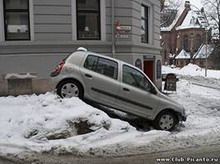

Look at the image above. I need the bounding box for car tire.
[153,111,178,131]
[57,80,83,99]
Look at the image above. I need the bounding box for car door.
[115,64,160,118]
[81,54,120,106]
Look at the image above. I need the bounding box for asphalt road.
[1,143,220,164]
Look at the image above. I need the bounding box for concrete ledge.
[32,78,53,94]
[0,78,53,96]
[0,80,8,96]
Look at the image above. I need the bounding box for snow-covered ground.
[163,63,220,79]
[1,64,220,160]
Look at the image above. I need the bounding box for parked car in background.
[51,48,186,131]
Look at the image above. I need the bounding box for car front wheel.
[57,80,83,99]
[153,111,178,131]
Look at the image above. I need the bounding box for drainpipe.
[111,0,115,58]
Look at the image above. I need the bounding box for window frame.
[3,0,31,41]
[76,0,101,40]
[195,34,202,50]
[83,55,99,71]
[156,60,162,79]
[84,55,118,80]
[183,34,189,51]
[141,5,149,43]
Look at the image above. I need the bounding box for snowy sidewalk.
[1,64,220,162]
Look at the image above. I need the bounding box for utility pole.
[111,0,115,58]
[205,29,208,77]
[190,3,209,77]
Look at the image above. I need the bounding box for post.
[111,0,115,58]
[205,30,208,77]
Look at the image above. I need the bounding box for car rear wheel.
[57,80,83,99]
[153,111,177,131]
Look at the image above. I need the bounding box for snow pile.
[1,75,220,160]
[4,73,37,80]
[0,93,135,156]
[163,63,220,79]
[180,63,203,75]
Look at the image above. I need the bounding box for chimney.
[185,1,191,9]
[201,7,204,13]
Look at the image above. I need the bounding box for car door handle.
[123,88,130,92]
[85,74,92,78]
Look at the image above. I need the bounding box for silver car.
[51,47,186,131]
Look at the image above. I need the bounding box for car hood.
[158,91,184,113]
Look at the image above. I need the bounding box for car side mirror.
[150,86,157,95]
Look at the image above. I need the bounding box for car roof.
[71,50,145,74]
[84,51,138,69]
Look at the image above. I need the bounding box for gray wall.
[34,0,72,41]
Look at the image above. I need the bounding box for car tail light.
[56,61,65,73]
[50,61,65,77]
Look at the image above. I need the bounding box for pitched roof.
[161,4,185,32]
[161,1,209,32]
[193,44,214,59]
[175,49,191,59]
[176,10,209,30]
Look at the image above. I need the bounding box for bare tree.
[202,0,220,39]
[202,0,220,69]
[160,0,182,27]
[160,0,166,11]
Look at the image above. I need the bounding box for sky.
[172,0,203,9]
[188,0,203,9]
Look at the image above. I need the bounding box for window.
[84,55,98,71]
[180,61,184,66]
[76,0,100,40]
[156,60,161,79]
[196,34,202,50]
[135,59,142,70]
[186,60,190,65]
[84,55,118,79]
[123,65,151,91]
[183,35,189,51]
[199,60,204,67]
[141,5,149,43]
[3,0,30,40]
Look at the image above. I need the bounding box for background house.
[0,0,161,95]
[175,49,190,67]
[193,44,214,68]
[161,1,213,68]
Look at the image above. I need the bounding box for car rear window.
[84,55,98,71]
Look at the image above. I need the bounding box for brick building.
[161,1,213,67]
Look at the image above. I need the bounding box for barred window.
[3,0,30,40]
[76,0,101,40]
[141,5,149,43]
